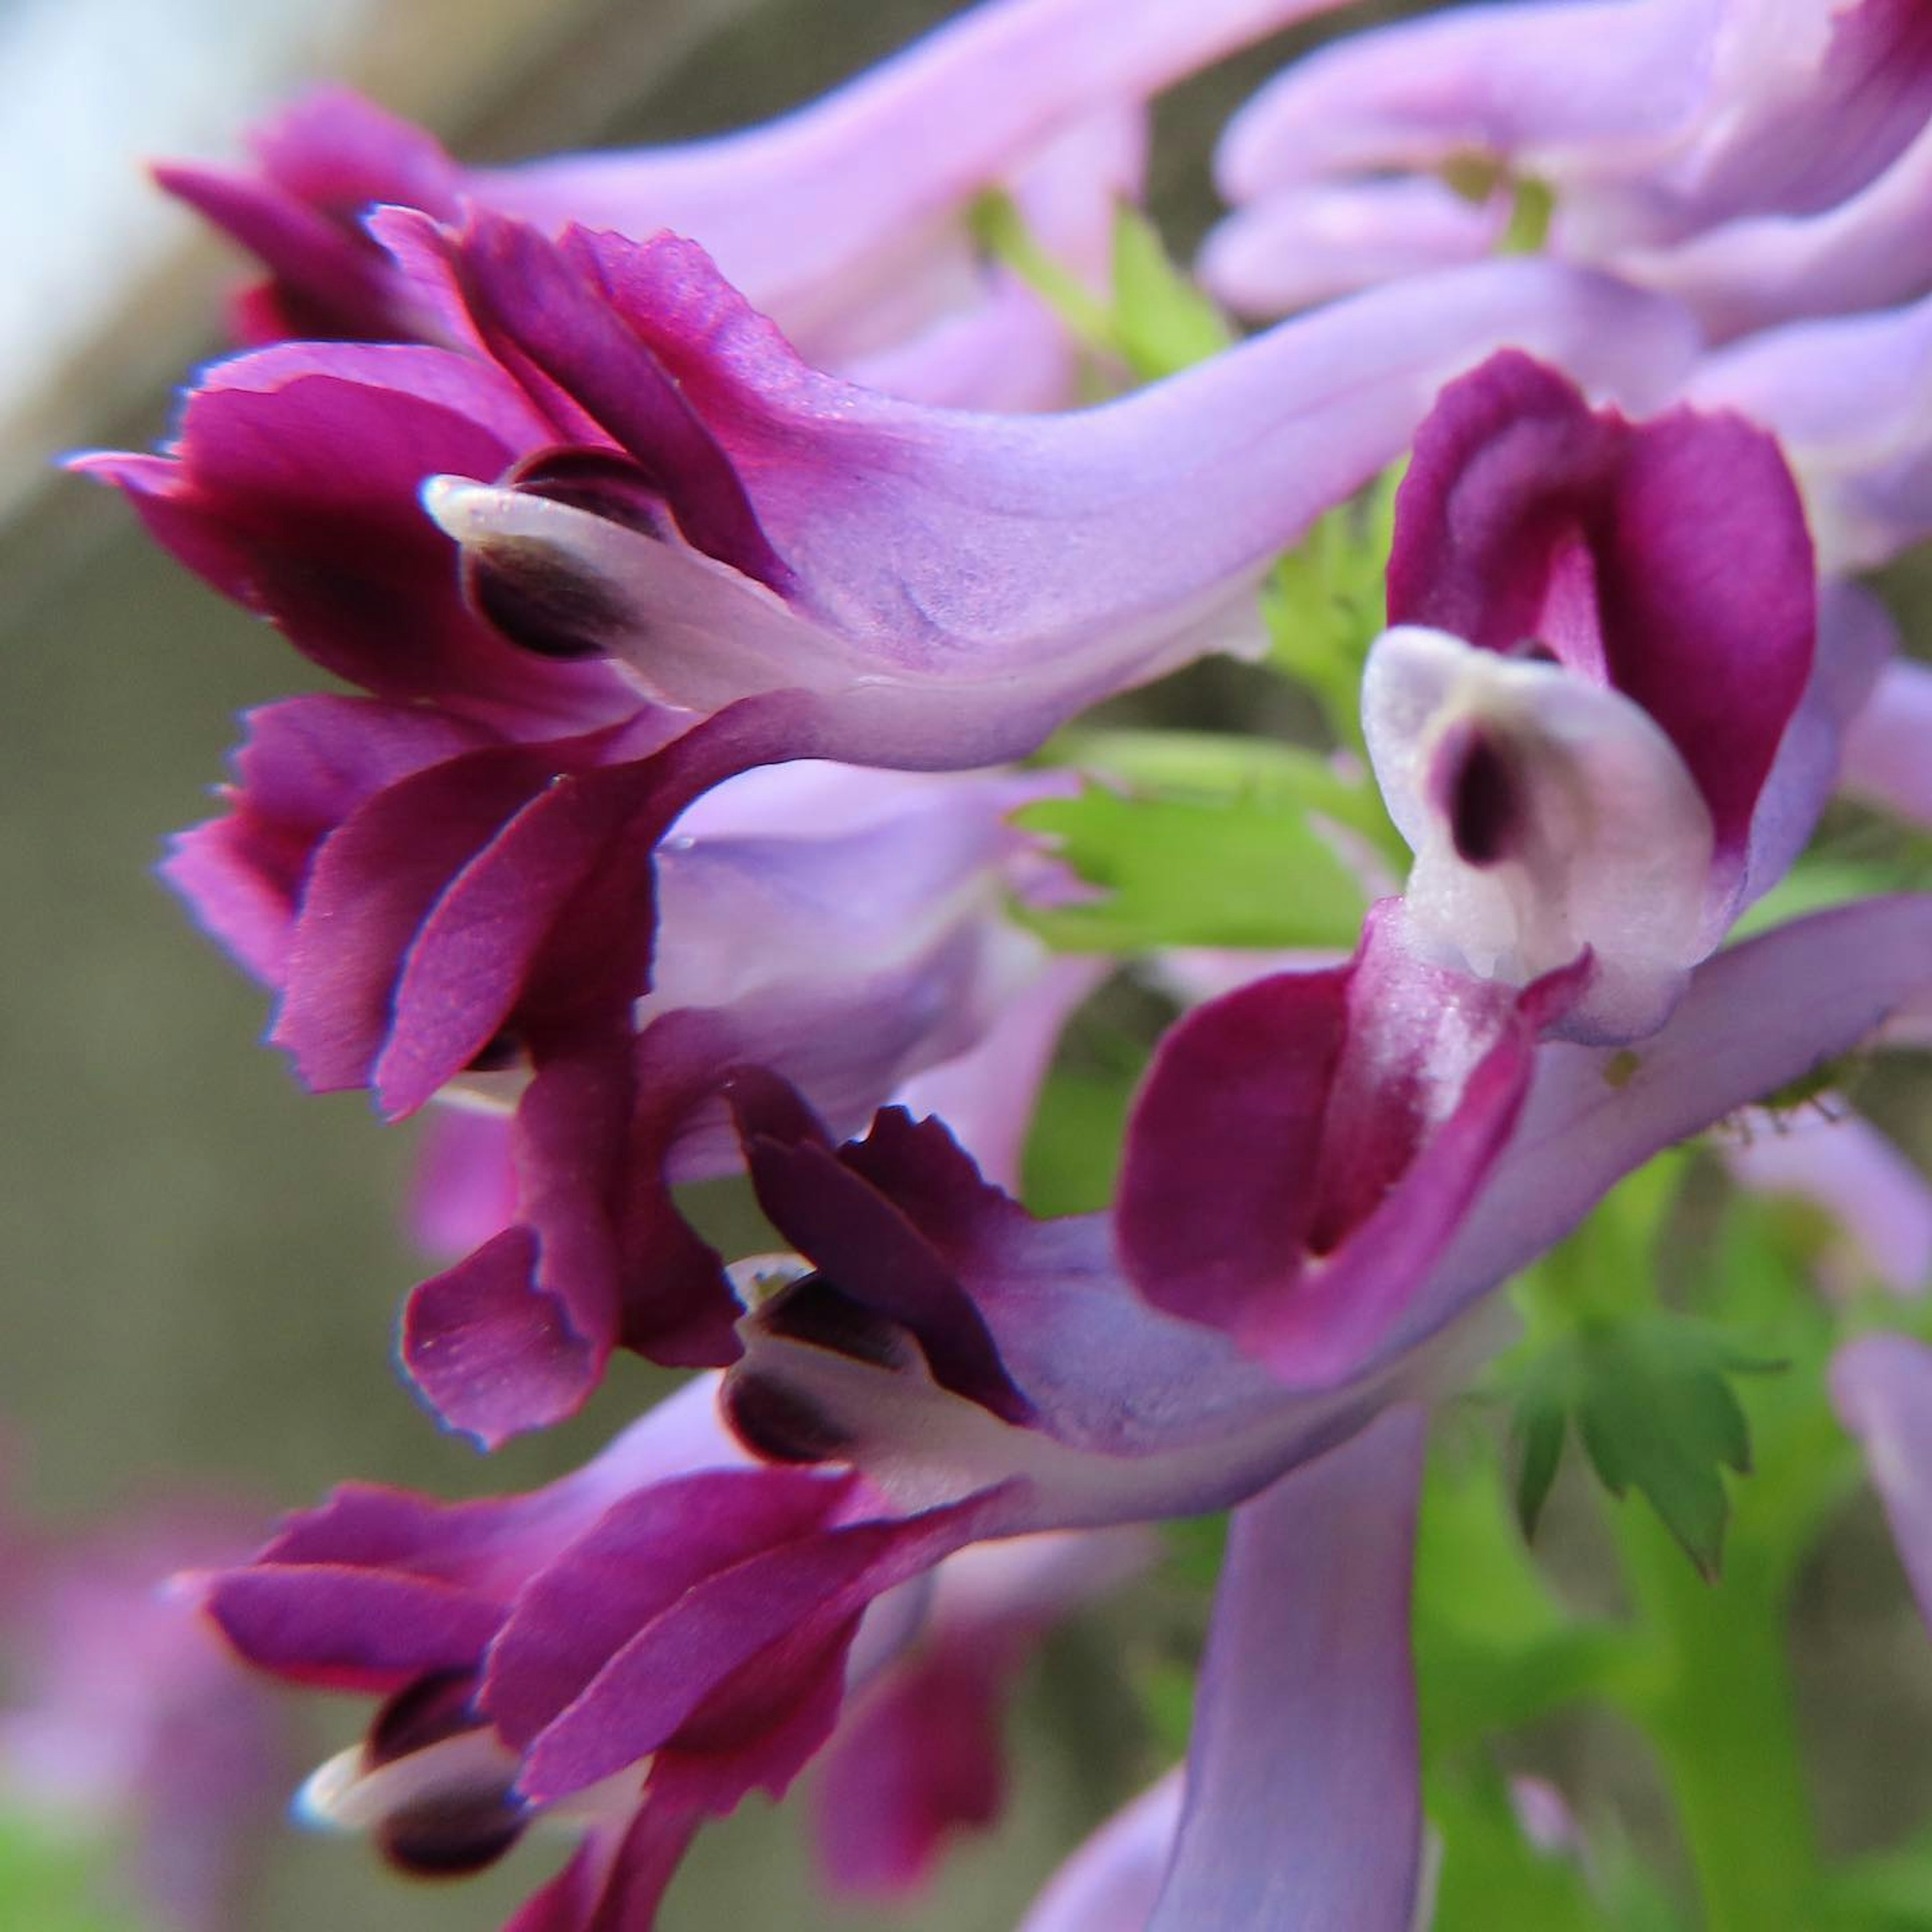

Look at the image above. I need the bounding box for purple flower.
[89,211,1697,772]
[1202,0,1932,340]
[156,0,1362,405]
[1018,1422,1430,1931]
[708,896,1932,1527]
[1360,351,1819,1040]
[198,1375,1025,1928]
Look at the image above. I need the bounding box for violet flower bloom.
[90,205,1698,772]
[703,899,1932,1524]
[686,899,1932,1921]
[199,1373,1092,1928]
[0,1499,291,1932]
[1357,351,1826,1042]
[156,0,1362,406]
[1202,0,1932,340]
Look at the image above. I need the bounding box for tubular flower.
[700,900,1932,1526]
[1202,0,1932,340]
[156,0,1364,405]
[193,1373,1102,1928]
[1359,350,1821,1041]
[87,210,1698,771]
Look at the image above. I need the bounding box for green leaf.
[1416,1425,1640,1753]
[1263,469,1403,751]
[1109,203,1235,380]
[1512,1317,1780,1578]
[1012,779,1368,952]
[1819,1832,1932,1929]
[1513,1389,1569,1540]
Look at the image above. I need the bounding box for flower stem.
[1611,1500,1818,1932]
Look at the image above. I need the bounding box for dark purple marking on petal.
[723,1374,856,1467]
[369,1669,487,1765]
[378,1792,527,1881]
[454,212,793,593]
[1432,719,1520,867]
[508,446,673,539]
[757,1273,920,1373]
[463,534,630,661]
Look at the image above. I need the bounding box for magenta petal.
[1389,896,1932,1363]
[514,1490,1006,1803]
[1148,1407,1426,1931]
[79,347,634,736]
[162,696,491,989]
[482,1467,852,1752]
[1118,904,1579,1379]
[1117,962,1350,1333]
[811,1643,1005,1896]
[271,736,583,1094]
[457,215,792,592]
[1388,351,1815,876]
[206,1567,504,1692]
[732,1089,1034,1423]
[502,1807,700,1932]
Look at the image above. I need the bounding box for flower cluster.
[69,0,1932,1926]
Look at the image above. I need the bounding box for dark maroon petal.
[206,1566,503,1693]
[377,694,815,1116]
[156,162,413,344]
[482,1468,853,1751]
[1117,904,1586,1379]
[404,1228,611,1450]
[454,212,793,592]
[1388,351,1815,871]
[502,1808,699,1932]
[1117,965,1350,1334]
[270,737,579,1094]
[163,696,494,989]
[405,1009,754,1448]
[513,1489,1008,1804]
[1597,406,1815,869]
[79,349,636,733]
[731,1085,1033,1424]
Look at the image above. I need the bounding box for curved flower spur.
[195,1371,1149,1931]
[153,0,1367,404]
